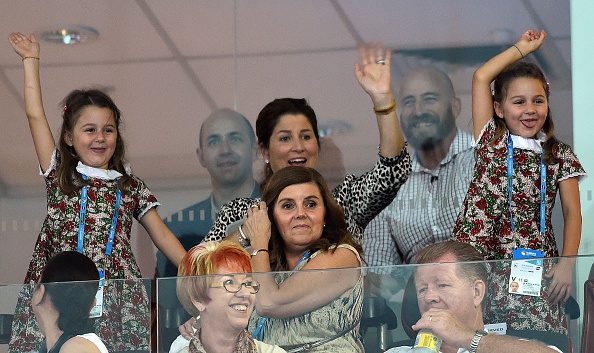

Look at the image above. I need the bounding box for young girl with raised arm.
[452,30,586,333]
[7,32,186,352]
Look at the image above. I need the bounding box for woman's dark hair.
[58,89,131,194]
[491,62,559,165]
[38,251,99,335]
[256,98,321,191]
[261,166,361,271]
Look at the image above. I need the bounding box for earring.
[265,160,269,164]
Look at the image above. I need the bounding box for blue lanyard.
[252,250,311,340]
[507,135,546,235]
[77,174,122,256]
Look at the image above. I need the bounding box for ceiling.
[0,0,571,197]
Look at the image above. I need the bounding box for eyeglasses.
[210,278,260,294]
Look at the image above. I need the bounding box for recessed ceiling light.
[40,25,99,45]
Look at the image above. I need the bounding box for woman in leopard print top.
[204,43,411,245]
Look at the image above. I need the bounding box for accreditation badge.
[89,269,105,318]
[509,248,544,297]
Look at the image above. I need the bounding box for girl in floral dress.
[7,32,186,352]
[452,29,586,334]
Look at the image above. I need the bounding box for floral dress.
[9,152,158,353]
[452,118,586,333]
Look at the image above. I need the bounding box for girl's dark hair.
[38,251,99,335]
[491,62,559,165]
[256,98,321,192]
[58,89,131,194]
[261,166,361,271]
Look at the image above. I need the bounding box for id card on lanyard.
[78,174,122,318]
[510,248,544,297]
[89,269,106,318]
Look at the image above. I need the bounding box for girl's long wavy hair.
[491,62,559,165]
[261,166,362,271]
[58,89,131,194]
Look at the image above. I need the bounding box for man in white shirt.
[363,67,474,266]
[385,241,561,353]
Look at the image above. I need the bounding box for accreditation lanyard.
[77,174,122,257]
[252,250,311,340]
[506,135,546,235]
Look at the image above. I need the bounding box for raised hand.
[8,32,40,59]
[412,308,473,350]
[515,29,546,58]
[243,201,271,250]
[355,43,392,106]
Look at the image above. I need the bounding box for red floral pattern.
[453,119,585,259]
[485,260,567,334]
[453,119,586,334]
[9,155,157,353]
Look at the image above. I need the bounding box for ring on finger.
[375,59,386,65]
[429,315,433,322]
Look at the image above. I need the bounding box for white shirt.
[78,333,109,353]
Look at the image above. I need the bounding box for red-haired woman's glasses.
[211,278,260,294]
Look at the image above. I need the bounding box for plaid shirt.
[363,129,474,265]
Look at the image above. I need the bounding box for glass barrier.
[156,255,594,353]
[0,278,152,353]
[1,255,592,353]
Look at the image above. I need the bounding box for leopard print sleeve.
[203,197,261,242]
[332,146,411,243]
[205,146,411,244]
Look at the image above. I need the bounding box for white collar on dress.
[510,130,546,153]
[76,162,123,180]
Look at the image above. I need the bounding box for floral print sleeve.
[555,142,587,183]
[128,175,160,220]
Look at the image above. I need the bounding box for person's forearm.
[374,91,405,157]
[23,57,45,120]
[475,44,524,87]
[142,209,186,267]
[251,250,281,315]
[561,207,581,257]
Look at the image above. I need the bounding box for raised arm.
[252,248,360,318]
[471,29,546,139]
[245,203,361,318]
[8,32,55,171]
[355,43,405,157]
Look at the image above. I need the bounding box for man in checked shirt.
[363,67,474,268]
